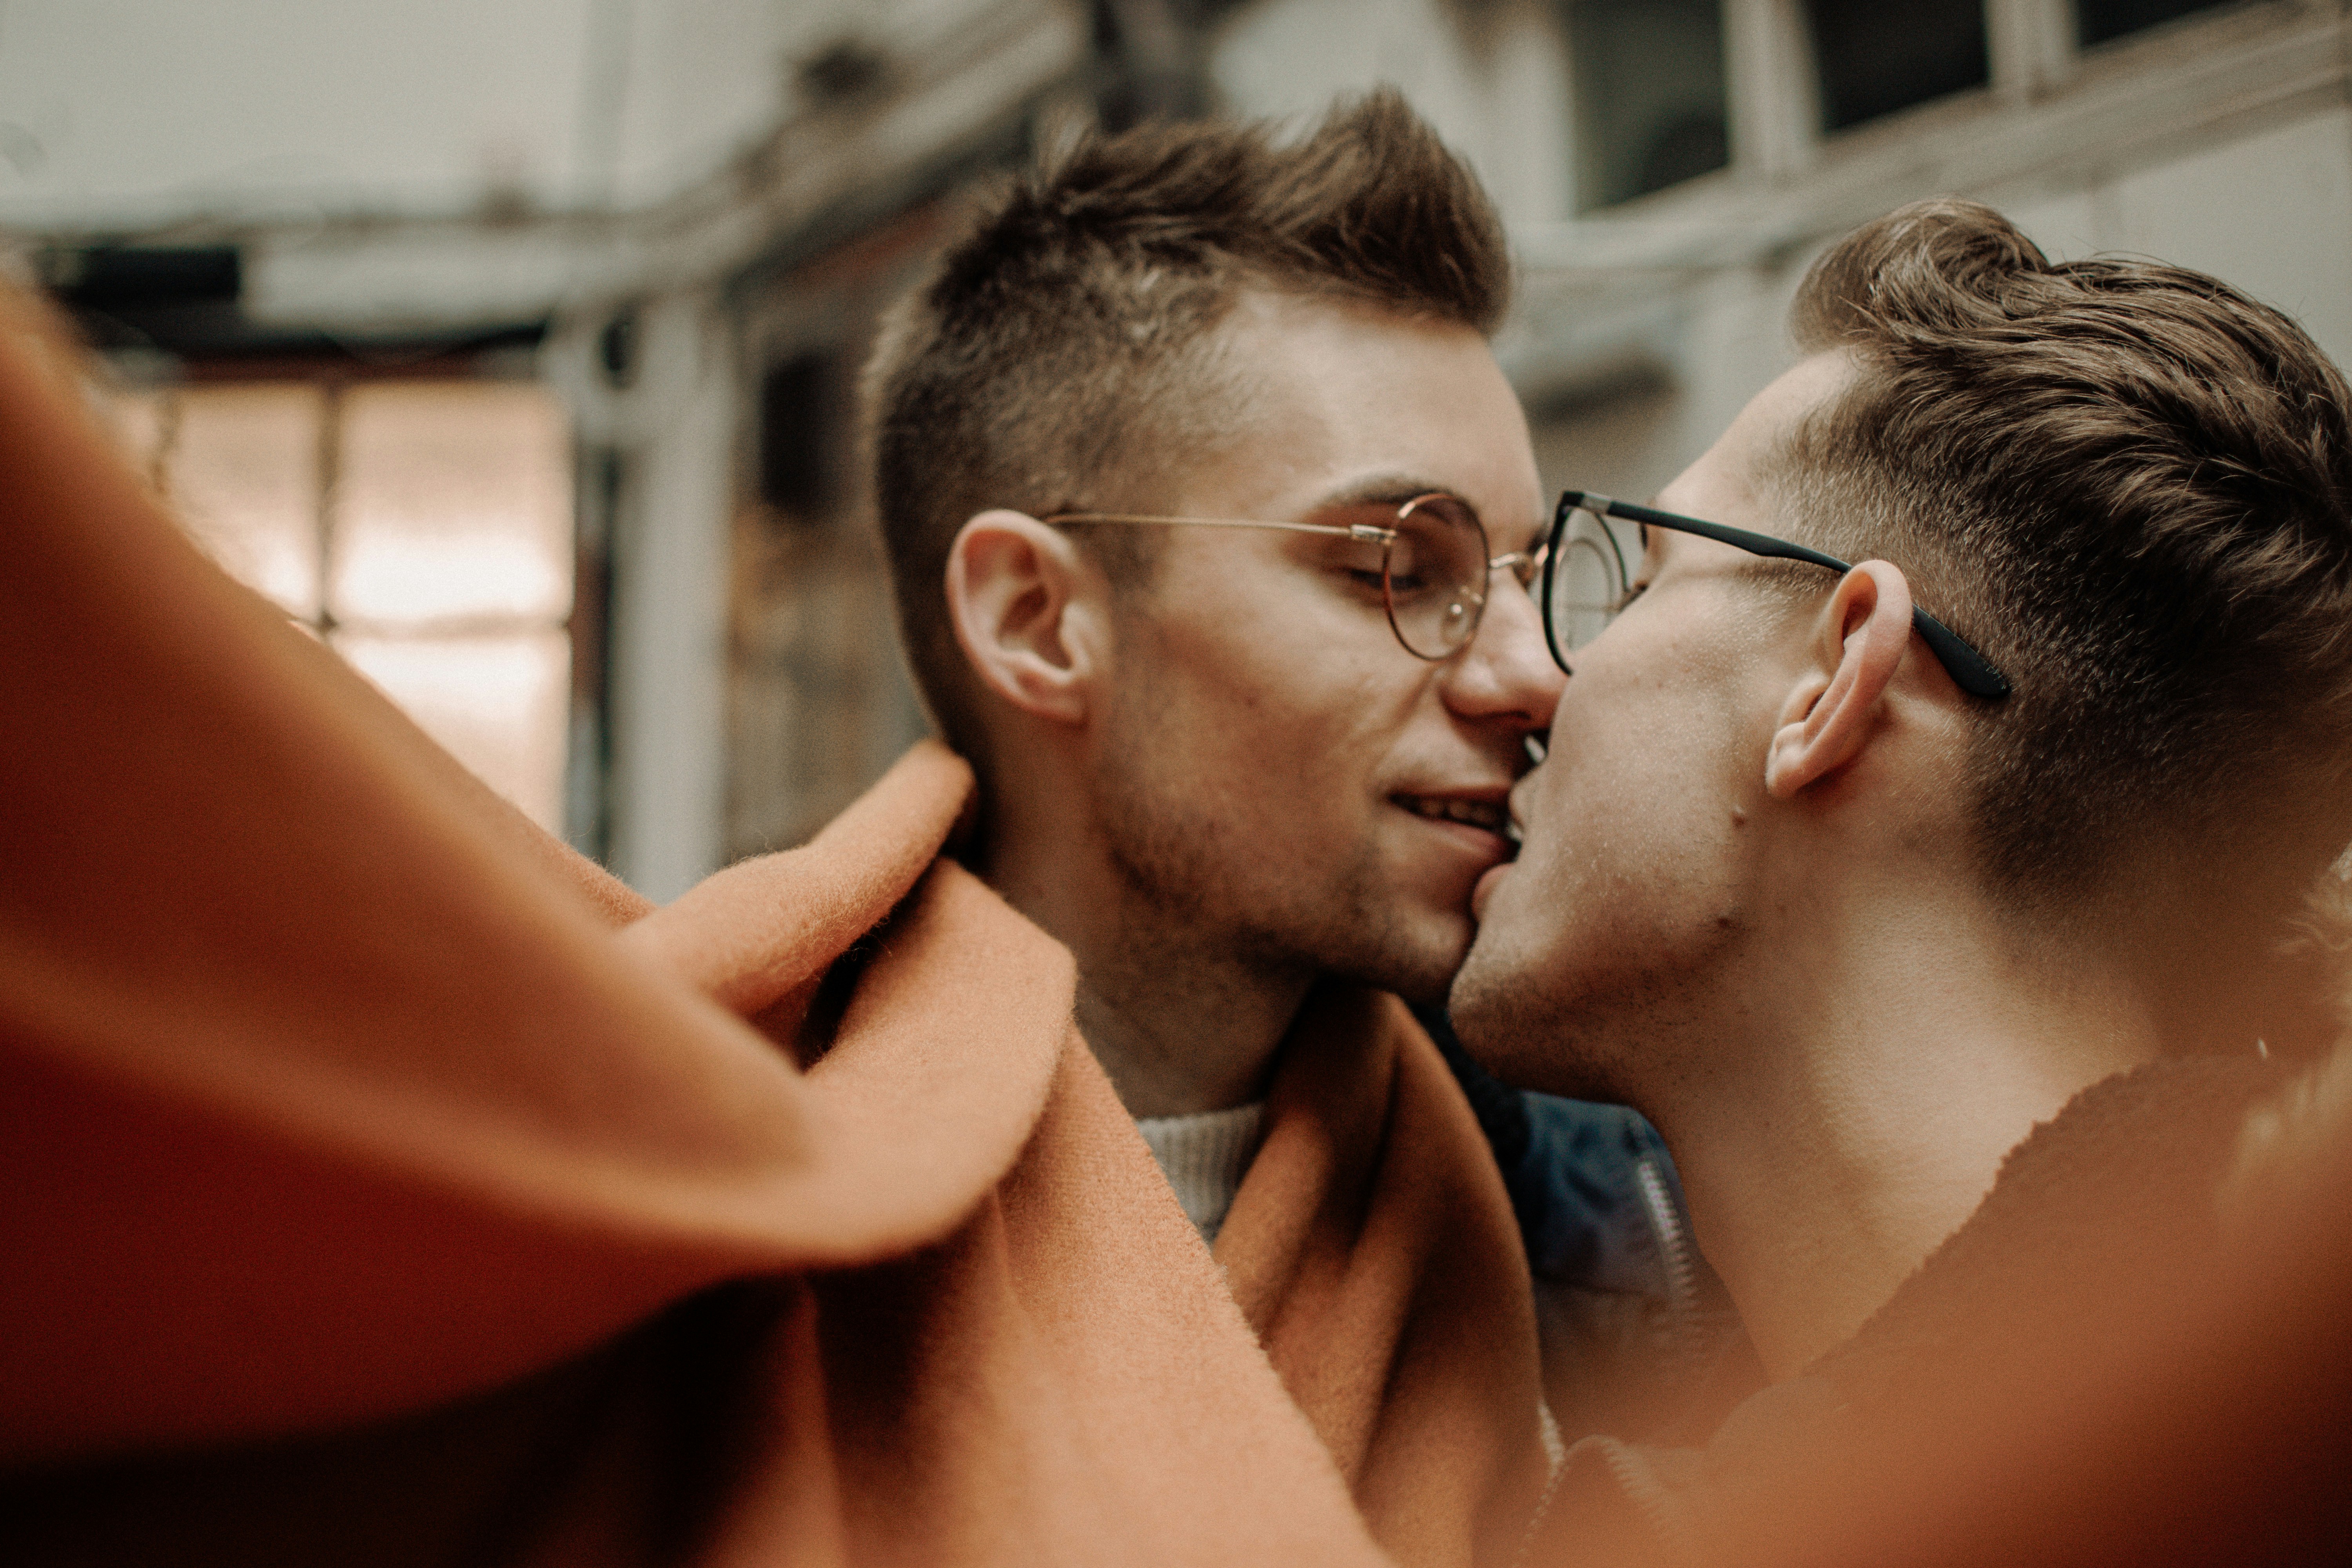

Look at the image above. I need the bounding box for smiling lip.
[1392,790,1514,855]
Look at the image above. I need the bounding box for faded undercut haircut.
[1775,198,2352,901]
[862,89,1509,760]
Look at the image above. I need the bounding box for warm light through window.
[169,385,324,620]
[334,384,572,628]
[111,377,577,833]
[335,630,572,829]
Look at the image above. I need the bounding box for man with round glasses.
[862,91,1573,1558]
[1451,199,2352,1559]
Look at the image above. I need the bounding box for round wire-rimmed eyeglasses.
[1045,492,1542,661]
[1543,490,2012,700]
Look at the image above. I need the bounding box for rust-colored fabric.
[1224,987,1551,1568]
[0,287,1545,1564]
[1520,926,2352,1567]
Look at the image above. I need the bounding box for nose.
[1442,572,1565,738]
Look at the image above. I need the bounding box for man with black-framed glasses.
[1536,490,2009,699]
[1451,199,2352,1561]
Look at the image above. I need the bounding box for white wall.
[602,0,849,209]
[1210,0,1573,227]
[0,0,600,225]
[0,0,1024,229]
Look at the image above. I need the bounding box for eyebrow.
[1305,473,1450,511]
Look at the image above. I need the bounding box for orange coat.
[0,287,1546,1566]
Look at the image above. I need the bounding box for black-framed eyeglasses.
[1046,492,1541,661]
[1541,490,2011,701]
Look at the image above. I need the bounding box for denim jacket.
[1422,1008,1761,1446]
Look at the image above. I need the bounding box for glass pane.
[2078,0,2242,48]
[1805,0,1989,132]
[100,389,168,482]
[164,385,325,620]
[334,630,572,831]
[1566,0,1730,212]
[331,382,573,630]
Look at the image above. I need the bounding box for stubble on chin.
[1091,734,1462,1005]
[1451,901,1749,1103]
[1450,973,1647,1102]
[1446,933,1566,1089]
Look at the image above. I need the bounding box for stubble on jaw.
[1088,674,1460,1009]
[1451,900,1752,1107]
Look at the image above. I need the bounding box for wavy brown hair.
[1777,198,2352,899]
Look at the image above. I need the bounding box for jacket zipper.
[1634,1153,1702,1342]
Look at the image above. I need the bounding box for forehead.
[1656,350,1856,532]
[1175,289,1544,542]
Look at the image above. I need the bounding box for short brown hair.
[1779,198,2352,897]
[862,89,1510,757]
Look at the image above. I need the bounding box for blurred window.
[114,379,575,833]
[1564,0,1731,212]
[1804,0,1989,132]
[2077,0,2245,47]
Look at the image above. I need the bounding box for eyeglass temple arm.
[1565,492,2012,702]
[1045,512,1383,541]
[1058,512,1543,592]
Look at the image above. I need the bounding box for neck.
[972,780,1310,1119]
[1654,876,2167,1381]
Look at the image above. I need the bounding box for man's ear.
[1764,559,1914,799]
[945,510,1104,726]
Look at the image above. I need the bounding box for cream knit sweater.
[1134,1102,1266,1243]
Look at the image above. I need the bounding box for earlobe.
[945,509,1100,725]
[1763,560,1914,799]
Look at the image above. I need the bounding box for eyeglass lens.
[1545,504,1628,659]
[1383,494,1492,659]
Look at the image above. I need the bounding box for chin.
[1349,903,1471,1011]
[1444,956,1501,1047]
[1445,940,1557,1088]
[1449,941,1670,1103]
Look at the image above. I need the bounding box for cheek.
[1137,650,1388,845]
[1155,610,1404,769]
[1528,677,1743,902]
[1120,557,1439,871]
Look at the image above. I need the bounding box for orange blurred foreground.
[0,282,1544,1566]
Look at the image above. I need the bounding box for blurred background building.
[12,0,2347,898]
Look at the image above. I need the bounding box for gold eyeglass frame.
[1045,492,1541,661]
